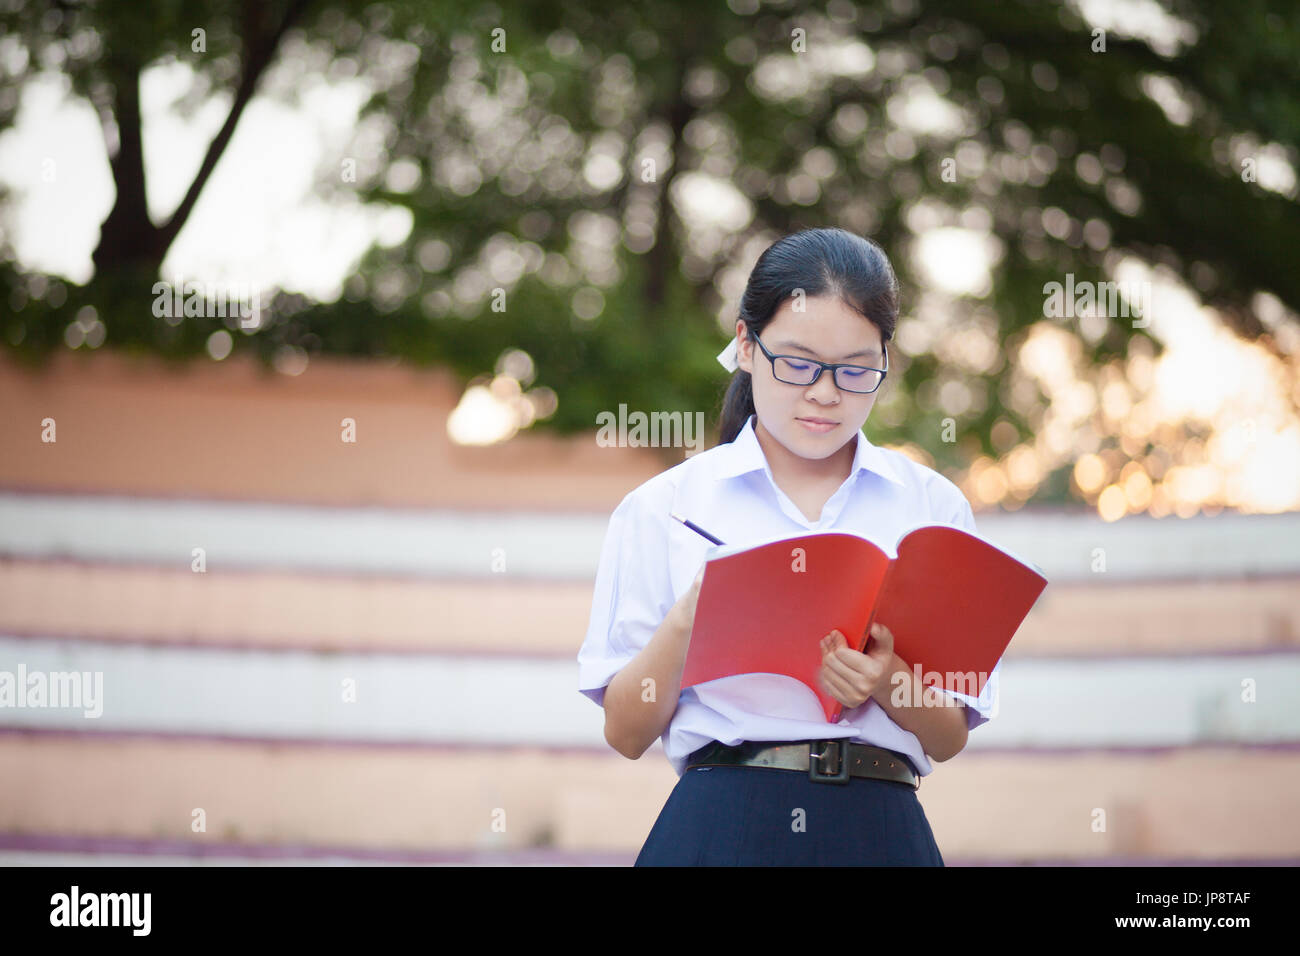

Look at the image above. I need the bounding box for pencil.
[669,511,727,546]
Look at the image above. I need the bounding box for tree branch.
[157,0,312,249]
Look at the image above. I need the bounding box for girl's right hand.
[670,562,707,635]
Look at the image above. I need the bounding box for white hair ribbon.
[716,337,740,372]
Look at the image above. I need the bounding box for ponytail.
[718,365,755,444]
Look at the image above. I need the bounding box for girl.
[577,227,1000,866]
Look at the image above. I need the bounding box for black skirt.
[634,753,944,866]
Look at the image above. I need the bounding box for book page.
[874,527,1047,697]
[682,532,892,721]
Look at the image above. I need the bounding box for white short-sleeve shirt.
[577,413,1001,778]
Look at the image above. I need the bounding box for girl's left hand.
[818,622,896,710]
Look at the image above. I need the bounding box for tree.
[2,0,1298,509]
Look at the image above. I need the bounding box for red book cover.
[678,525,1048,722]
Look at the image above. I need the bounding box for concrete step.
[2,735,1296,861]
[3,635,1298,749]
[2,558,1298,656]
[3,491,1299,582]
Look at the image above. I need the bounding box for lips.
[796,417,839,434]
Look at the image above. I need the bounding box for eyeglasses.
[749,331,888,394]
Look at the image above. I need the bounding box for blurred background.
[1,0,1297,864]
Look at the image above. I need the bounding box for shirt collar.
[712,414,906,487]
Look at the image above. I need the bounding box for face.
[736,295,885,467]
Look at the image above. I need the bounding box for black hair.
[716,227,900,444]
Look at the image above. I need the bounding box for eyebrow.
[772,340,881,362]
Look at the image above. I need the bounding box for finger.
[867,624,894,658]
[822,653,874,696]
[820,665,866,708]
[822,647,869,683]
[832,639,882,672]
[817,667,850,706]
[819,665,854,705]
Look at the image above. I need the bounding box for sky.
[0,62,408,297]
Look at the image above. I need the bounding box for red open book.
[678,525,1048,722]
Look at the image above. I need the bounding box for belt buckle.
[808,739,851,785]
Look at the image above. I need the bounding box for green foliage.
[1,0,1297,499]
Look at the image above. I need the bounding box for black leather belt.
[685,739,920,789]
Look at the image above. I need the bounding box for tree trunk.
[91,59,165,275]
[88,0,312,280]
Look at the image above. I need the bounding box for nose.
[806,368,841,403]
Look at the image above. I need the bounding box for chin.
[786,428,844,456]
